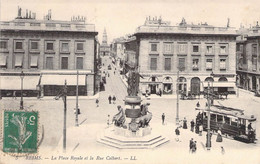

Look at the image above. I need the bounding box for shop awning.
[30,55,38,67]
[0,76,40,90]
[203,82,235,87]
[0,55,7,66]
[40,74,86,85]
[15,55,23,67]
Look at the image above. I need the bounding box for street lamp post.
[20,71,24,110]
[176,70,180,126]
[63,80,67,152]
[75,70,79,127]
[206,81,211,150]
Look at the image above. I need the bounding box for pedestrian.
[13,91,16,99]
[117,105,121,111]
[162,113,165,125]
[159,88,162,97]
[221,146,225,155]
[216,129,223,142]
[189,138,194,153]
[108,73,110,77]
[190,120,195,132]
[191,141,197,153]
[96,98,99,107]
[183,117,187,129]
[248,123,253,131]
[74,105,81,115]
[108,95,112,104]
[196,101,200,107]
[175,127,180,142]
[114,71,115,75]
[112,95,116,104]
[78,105,81,114]
[199,124,203,136]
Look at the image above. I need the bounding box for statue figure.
[112,107,126,128]
[127,69,140,96]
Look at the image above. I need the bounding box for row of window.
[150,42,229,54]
[0,40,85,53]
[0,55,84,70]
[150,57,227,71]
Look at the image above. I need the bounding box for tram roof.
[196,105,257,121]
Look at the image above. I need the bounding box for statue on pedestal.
[113,67,152,133]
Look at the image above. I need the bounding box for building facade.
[236,22,260,95]
[130,17,238,96]
[0,9,98,97]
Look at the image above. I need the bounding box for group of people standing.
[108,95,117,104]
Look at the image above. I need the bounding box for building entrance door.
[149,84,157,94]
[191,77,201,95]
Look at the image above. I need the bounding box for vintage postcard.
[0,0,260,163]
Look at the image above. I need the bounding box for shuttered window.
[76,57,83,69]
[61,57,68,69]
[46,57,53,69]
[164,58,171,70]
[178,58,185,71]
[150,58,157,70]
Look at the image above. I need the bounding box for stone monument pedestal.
[97,126,169,149]
[114,126,152,137]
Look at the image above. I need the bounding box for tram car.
[196,105,257,143]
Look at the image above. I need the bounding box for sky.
[0,0,260,43]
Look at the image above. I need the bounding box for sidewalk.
[0,93,99,101]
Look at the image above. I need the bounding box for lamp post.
[20,71,24,110]
[75,70,79,127]
[176,70,180,126]
[63,80,67,152]
[206,81,211,150]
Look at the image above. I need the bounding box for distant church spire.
[102,28,108,45]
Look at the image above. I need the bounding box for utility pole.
[63,80,67,153]
[176,70,179,126]
[75,70,79,127]
[206,81,211,150]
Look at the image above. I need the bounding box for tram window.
[217,115,223,123]
[224,116,230,124]
[231,119,238,126]
[210,114,216,121]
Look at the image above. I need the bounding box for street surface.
[1,56,260,163]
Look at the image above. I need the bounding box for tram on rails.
[196,105,257,143]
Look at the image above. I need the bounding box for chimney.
[29,11,31,18]
[26,9,28,18]
[49,10,52,20]
[227,18,230,27]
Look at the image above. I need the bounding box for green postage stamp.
[3,110,38,154]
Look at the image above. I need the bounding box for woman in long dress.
[216,129,223,142]
[183,117,187,129]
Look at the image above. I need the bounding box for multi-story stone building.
[236,22,260,95]
[0,8,98,97]
[111,37,126,67]
[128,17,238,96]
[100,28,110,56]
